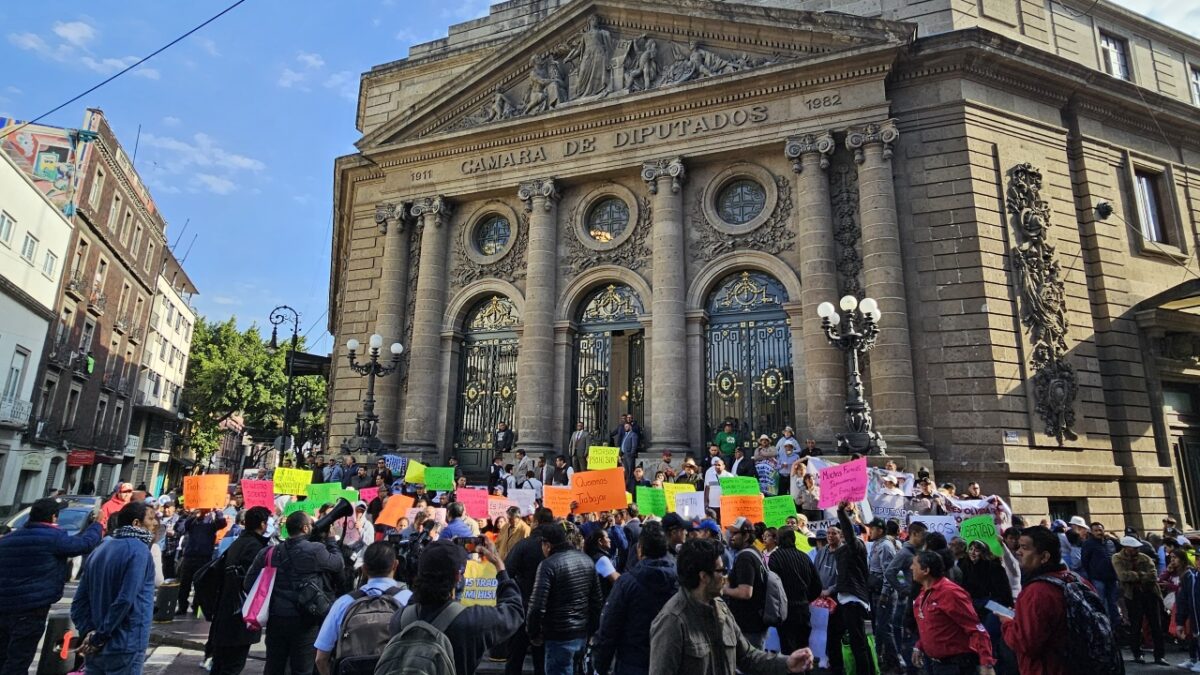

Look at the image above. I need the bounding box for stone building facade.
[329,0,1200,529]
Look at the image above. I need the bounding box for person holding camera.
[244,509,346,675]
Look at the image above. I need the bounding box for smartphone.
[984,600,1014,619]
[454,536,485,553]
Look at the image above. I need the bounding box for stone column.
[514,178,560,454]
[784,132,844,444]
[373,201,413,447]
[846,120,919,442]
[642,158,688,453]
[686,311,707,452]
[402,196,452,455]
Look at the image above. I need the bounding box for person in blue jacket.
[0,498,102,675]
[73,501,157,675]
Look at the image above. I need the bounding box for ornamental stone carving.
[451,211,530,289]
[410,195,452,226]
[783,131,835,173]
[562,195,651,276]
[692,175,795,258]
[1005,163,1078,446]
[829,158,862,296]
[517,178,561,212]
[375,201,414,234]
[641,157,686,194]
[845,119,899,164]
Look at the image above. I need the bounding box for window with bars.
[1100,32,1130,81]
[473,215,510,256]
[586,198,629,243]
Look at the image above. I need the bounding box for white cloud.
[196,173,236,195]
[278,67,307,89]
[296,51,325,69]
[7,32,48,51]
[5,86,21,95]
[80,55,137,75]
[139,132,264,196]
[211,295,241,306]
[1111,1,1200,39]
[133,67,160,80]
[161,115,181,127]
[323,70,358,102]
[52,21,95,48]
[197,37,220,57]
[444,0,492,21]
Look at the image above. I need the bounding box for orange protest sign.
[374,495,415,528]
[543,486,574,517]
[570,468,627,514]
[183,474,229,510]
[719,494,764,529]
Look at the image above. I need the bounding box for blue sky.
[1,0,1195,356]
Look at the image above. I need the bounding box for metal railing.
[87,285,107,314]
[64,272,88,299]
[0,397,32,426]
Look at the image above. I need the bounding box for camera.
[387,519,436,584]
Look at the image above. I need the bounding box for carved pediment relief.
[360,0,913,148]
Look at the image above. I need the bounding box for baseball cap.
[693,519,722,536]
[29,498,67,523]
[727,516,755,534]
[1068,516,1088,529]
[882,475,898,485]
[418,540,467,575]
[868,518,886,530]
[1119,535,1143,548]
[1164,516,1178,525]
[662,513,687,532]
[1051,519,1067,532]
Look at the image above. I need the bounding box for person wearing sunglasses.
[649,538,814,674]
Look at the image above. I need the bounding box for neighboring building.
[126,250,197,493]
[0,120,77,513]
[328,0,1200,530]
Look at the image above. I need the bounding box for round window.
[716,179,766,226]
[586,198,630,243]
[474,215,511,256]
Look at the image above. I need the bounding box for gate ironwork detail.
[573,284,645,440]
[454,296,520,452]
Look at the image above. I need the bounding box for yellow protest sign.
[272,468,311,495]
[587,446,620,470]
[461,559,498,607]
[404,460,427,485]
[662,482,696,512]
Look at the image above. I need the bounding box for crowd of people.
[0,443,1193,675]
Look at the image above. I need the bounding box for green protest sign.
[424,467,457,492]
[306,483,357,506]
[280,499,321,538]
[719,476,760,496]
[636,486,667,517]
[763,495,798,528]
[959,514,1003,557]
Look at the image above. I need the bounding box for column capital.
[783,131,835,173]
[517,178,561,212]
[641,157,686,194]
[375,200,415,234]
[410,195,452,226]
[845,119,899,165]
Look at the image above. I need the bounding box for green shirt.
[714,431,738,455]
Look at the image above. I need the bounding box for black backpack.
[332,586,407,675]
[192,552,225,620]
[1032,572,1124,675]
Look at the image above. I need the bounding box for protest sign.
[424,467,456,492]
[375,495,414,528]
[508,488,537,516]
[240,480,275,511]
[404,460,427,485]
[941,496,1013,532]
[272,468,311,495]
[587,446,620,470]
[959,514,1004,557]
[461,560,499,607]
[662,482,695,512]
[280,499,321,537]
[705,485,722,508]
[636,486,667,517]
[910,515,959,539]
[488,496,514,521]
[307,483,357,506]
[817,458,868,508]
[457,487,490,520]
[543,485,574,516]
[381,455,407,475]
[763,495,798,528]
[571,468,626,514]
[808,518,839,533]
[183,474,228,510]
[358,487,379,504]
[675,492,705,519]
[719,476,760,496]
[720,494,764,529]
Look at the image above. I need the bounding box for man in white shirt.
[704,457,729,486]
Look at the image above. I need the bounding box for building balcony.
[87,286,107,316]
[116,375,132,398]
[0,397,32,428]
[46,338,72,370]
[69,352,93,380]
[101,369,118,392]
[128,326,144,344]
[64,272,88,301]
[113,314,130,335]
[149,311,161,332]
[30,418,63,446]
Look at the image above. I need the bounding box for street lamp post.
[342,334,404,453]
[817,295,888,456]
[267,305,300,455]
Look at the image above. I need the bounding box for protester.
[999,526,1072,675]
[592,522,677,675]
[1113,534,1167,665]
[496,506,530,560]
[72,502,158,675]
[176,508,228,616]
[910,550,995,675]
[0,498,102,675]
[885,520,927,672]
[1081,520,1121,627]
[768,525,821,653]
[503,508,555,675]
[526,523,603,675]
[315,542,411,675]
[713,421,739,459]
[1173,547,1200,671]
[98,482,134,533]
[867,518,901,672]
[208,506,271,675]
[440,502,474,540]
[648,538,814,674]
[825,502,872,675]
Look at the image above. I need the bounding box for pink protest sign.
[240,480,276,512]
[358,487,379,504]
[457,487,490,520]
[488,496,514,522]
[818,458,869,508]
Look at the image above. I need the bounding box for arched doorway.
[573,284,646,444]
[705,271,795,448]
[453,296,520,468]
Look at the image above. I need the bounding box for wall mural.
[0,118,79,214]
[1005,163,1078,445]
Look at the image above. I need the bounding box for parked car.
[1,497,100,580]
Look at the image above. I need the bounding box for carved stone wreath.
[692,174,794,259]
[562,196,652,276]
[450,211,530,288]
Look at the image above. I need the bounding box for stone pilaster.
[642,157,688,453]
[373,201,413,447]
[402,195,452,454]
[784,132,844,443]
[846,120,919,443]
[514,178,561,454]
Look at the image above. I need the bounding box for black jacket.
[493,429,515,451]
[732,456,756,478]
[209,531,268,646]
[179,513,228,560]
[526,547,602,641]
[504,530,545,601]
[959,556,1013,607]
[592,557,678,675]
[243,536,344,622]
[833,508,870,602]
[769,545,822,608]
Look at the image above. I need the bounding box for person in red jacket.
[98,483,134,534]
[910,550,995,675]
[999,526,1071,675]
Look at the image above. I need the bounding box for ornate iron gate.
[454,297,519,460]
[573,284,645,440]
[705,271,794,448]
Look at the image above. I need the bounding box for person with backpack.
[382,537,523,675]
[909,550,995,675]
[999,526,1121,675]
[592,521,678,675]
[244,509,345,675]
[208,506,272,675]
[867,518,902,672]
[315,542,412,675]
[1112,534,1168,665]
[826,502,873,675]
[723,517,771,648]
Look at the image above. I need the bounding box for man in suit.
[619,422,639,486]
[730,447,756,477]
[514,449,536,482]
[568,422,590,472]
[609,414,630,447]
